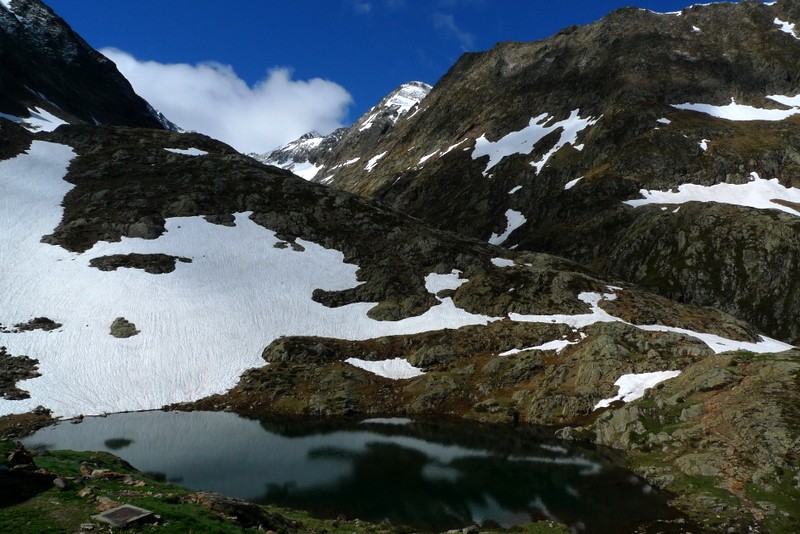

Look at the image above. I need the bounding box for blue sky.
[45,0,712,152]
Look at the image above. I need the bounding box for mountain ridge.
[278,0,800,345]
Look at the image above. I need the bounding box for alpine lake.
[22,411,683,533]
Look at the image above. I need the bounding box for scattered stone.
[110,317,139,338]
[89,253,192,274]
[187,492,296,530]
[77,486,95,498]
[12,317,62,332]
[52,476,67,490]
[79,523,95,531]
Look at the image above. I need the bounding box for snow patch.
[508,185,523,195]
[673,98,800,121]
[425,270,466,294]
[637,325,794,354]
[471,110,598,177]
[775,18,800,39]
[418,149,440,165]
[345,357,425,380]
[164,147,208,157]
[499,339,577,356]
[0,107,68,133]
[290,161,323,180]
[489,209,527,245]
[657,117,671,125]
[699,139,709,151]
[624,175,800,216]
[490,257,515,268]
[364,151,388,172]
[564,177,583,190]
[594,371,682,410]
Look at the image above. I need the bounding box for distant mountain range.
[1,0,799,531]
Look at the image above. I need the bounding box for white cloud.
[432,13,475,51]
[101,48,353,154]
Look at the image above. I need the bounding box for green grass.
[0,442,571,533]
[745,471,800,533]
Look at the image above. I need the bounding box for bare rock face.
[110,317,139,339]
[0,0,169,129]
[0,347,40,400]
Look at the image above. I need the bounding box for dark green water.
[22,411,680,532]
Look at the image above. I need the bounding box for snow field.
[1,143,793,417]
[0,143,497,417]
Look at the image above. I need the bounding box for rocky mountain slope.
[1,0,799,532]
[0,0,169,130]
[301,0,800,346]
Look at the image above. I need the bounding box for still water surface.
[23,411,679,532]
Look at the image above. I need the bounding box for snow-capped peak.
[384,81,432,116]
[357,81,432,132]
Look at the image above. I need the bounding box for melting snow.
[2,147,793,418]
[564,177,583,190]
[673,97,800,121]
[418,149,440,165]
[657,117,671,125]
[290,161,323,180]
[364,151,388,172]
[637,325,794,354]
[358,111,380,132]
[490,257,515,268]
[624,174,800,216]
[345,357,425,380]
[164,147,208,157]
[472,110,598,176]
[0,107,68,132]
[508,185,523,195]
[699,139,709,151]
[594,371,682,410]
[775,18,800,39]
[499,339,577,356]
[0,143,493,418]
[489,209,527,245]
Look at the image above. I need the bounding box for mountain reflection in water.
[23,411,680,532]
